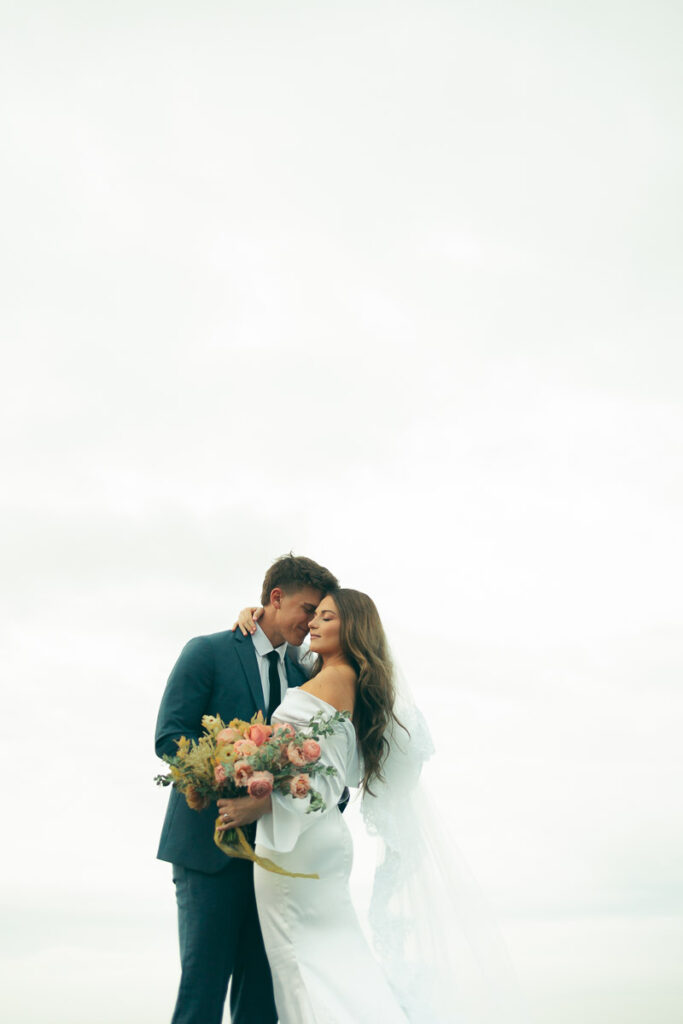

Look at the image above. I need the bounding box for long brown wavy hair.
[310,588,406,794]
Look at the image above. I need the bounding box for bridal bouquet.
[155,709,347,878]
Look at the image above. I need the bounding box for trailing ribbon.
[213,819,319,879]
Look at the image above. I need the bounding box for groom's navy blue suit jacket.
[156,629,306,874]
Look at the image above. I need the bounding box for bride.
[219,589,520,1024]
[219,588,410,1023]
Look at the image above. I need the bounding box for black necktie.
[266,650,281,722]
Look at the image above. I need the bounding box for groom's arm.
[155,636,214,759]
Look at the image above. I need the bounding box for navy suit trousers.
[170,860,277,1024]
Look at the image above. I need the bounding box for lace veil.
[359,669,527,1024]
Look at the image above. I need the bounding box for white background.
[2,2,682,1022]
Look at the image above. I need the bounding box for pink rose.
[233,760,254,787]
[274,723,296,739]
[214,763,228,785]
[248,723,271,747]
[233,739,258,757]
[286,742,307,767]
[289,773,311,798]
[301,739,321,763]
[216,727,241,745]
[247,771,274,798]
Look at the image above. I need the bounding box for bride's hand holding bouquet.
[155,708,347,878]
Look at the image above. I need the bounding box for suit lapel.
[234,632,266,715]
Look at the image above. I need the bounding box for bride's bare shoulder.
[301,665,356,713]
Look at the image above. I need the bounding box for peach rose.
[233,739,258,757]
[247,771,274,798]
[286,742,307,766]
[233,760,254,787]
[289,773,311,798]
[274,723,296,739]
[216,727,241,745]
[301,739,321,763]
[213,763,228,785]
[248,723,272,746]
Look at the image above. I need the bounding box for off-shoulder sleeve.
[256,721,353,853]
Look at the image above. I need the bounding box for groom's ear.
[269,587,283,609]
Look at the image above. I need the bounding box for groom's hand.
[216,795,271,830]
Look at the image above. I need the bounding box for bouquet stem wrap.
[213,819,319,879]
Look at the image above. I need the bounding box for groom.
[156,553,339,1024]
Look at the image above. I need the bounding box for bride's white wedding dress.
[254,688,409,1024]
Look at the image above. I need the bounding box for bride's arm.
[257,728,353,851]
[230,604,319,677]
[231,605,262,635]
[216,669,353,834]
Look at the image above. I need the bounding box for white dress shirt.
[251,623,288,710]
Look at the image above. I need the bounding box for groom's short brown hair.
[260,553,338,605]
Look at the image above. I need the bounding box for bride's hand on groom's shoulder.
[217,795,271,829]
[231,606,263,635]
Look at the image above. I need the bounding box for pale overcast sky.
[2,2,682,1023]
